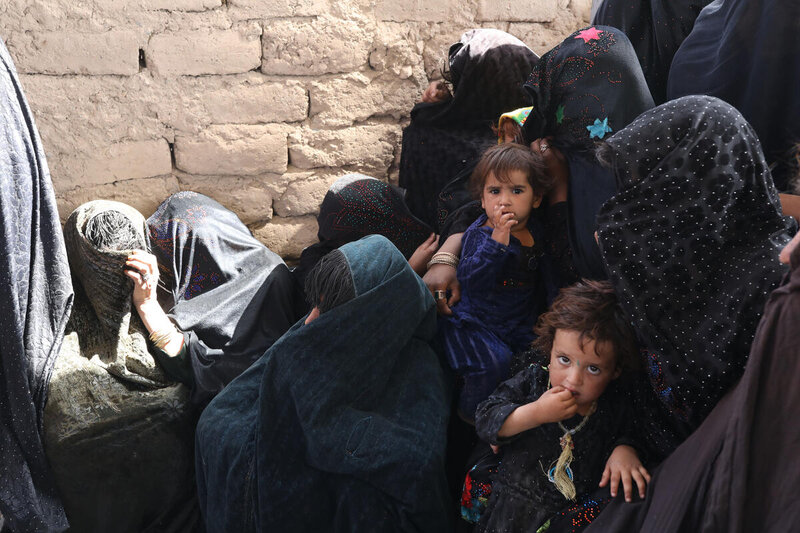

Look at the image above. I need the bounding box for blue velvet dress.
[439,214,558,421]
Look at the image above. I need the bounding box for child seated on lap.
[438,142,559,423]
[472,280,648,532]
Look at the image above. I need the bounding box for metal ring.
[540,143,549,153]
[141,272,150,283]
[434,290,446,301]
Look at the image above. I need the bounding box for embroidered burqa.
[293,174,432,288]
[591,0,713,104]
[587,210,800,532]
[147,192,306,406]
[399,29,539,229]
[195,235,452,532]
[520,26,654,279]
[596,95,795,460]
[0,39,73,532]
[667,0,800,191]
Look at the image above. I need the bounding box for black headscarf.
[147,192,306,406]
[667,0,800,191]
[196,235,452,532]
[399,29,539,228]
[0,39,74,532]
[521,26,655,279]
[596,95,795,452]
[591,0,713,104]
[293,174,432,288]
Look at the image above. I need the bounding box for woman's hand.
[531,138,569,205]
[408,233,439,275]
[423,263,461,316]
[124,250,160,310]
[599,445,650,502]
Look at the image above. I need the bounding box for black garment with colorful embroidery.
[474,363,635,533]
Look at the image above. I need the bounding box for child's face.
[480,170,542,229]
[548,329,621,414]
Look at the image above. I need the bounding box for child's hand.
[533,385,578,424]
[408,233,439,275]
[599,445,650,502]
[489,204,516,246]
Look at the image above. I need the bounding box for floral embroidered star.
[586,117,612,139]
[574,27,603,43]
[555,104,565,124]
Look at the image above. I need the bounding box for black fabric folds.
[400,29,539,228]
[147,192,306,406]
[587,220,800,532]
[596,95,795,458]
[196,235,452,532]
[294,174,432,288]
[666,0,800,192]
[591,0,712,104]
[0,39,74,532]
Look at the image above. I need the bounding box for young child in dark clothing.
[473,280,648,533]
[438,143,560,423]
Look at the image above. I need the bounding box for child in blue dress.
[438,143,560,423]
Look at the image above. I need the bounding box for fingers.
[631,468,648,499]
[436,297,453,317]
[609,469,621,498]
[599,466,610,488]
[447,281,461,308]
[490,444,500,455]
[620,470,634,502]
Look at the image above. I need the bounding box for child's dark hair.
[532,279,639,375]
[469,143,552,200]
[304,249,355,314]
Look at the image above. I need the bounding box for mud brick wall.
[0,0,590,258]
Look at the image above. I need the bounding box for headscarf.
[0,39,74,532]
[147,191,306,405]
[596,95,795,448]
[521,26,655,279]
[587,220,800,533]
[196,235,452,532]
[293,174,432,287]
[591,0,713,104]
[667,0,800,191]
[400,29,539,228]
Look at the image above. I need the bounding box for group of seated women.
[3,0,800,531]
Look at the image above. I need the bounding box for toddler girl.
[438,142,559,422]
[473,280,648,532]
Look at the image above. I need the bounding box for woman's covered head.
[532,279,639,376]
[469,143,552,200]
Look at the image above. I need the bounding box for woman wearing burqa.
[399,29,539,229]
[137,191,308,406]
[0,39,74,531]
[195,235,452,532]
[580,102,800,533]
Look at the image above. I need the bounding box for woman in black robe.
[195,235,452,532]
[594,95,796,462]
[399,29,539,229]
[587,148,800,533]
[0,38,74,532]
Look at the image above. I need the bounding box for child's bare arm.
[497,386,577,438]
[599,445,650,502]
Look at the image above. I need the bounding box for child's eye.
[557,355,570,365]
[487,188,500,194]
[587,365,601,375]
[513,188,524,194]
